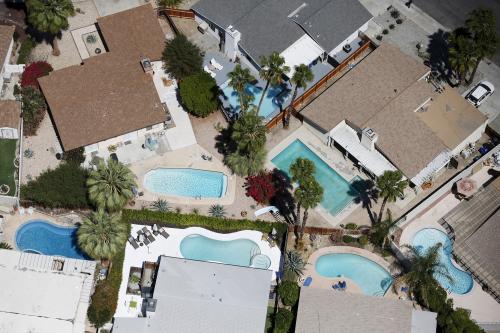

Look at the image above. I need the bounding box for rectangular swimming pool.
[271,139,359,216]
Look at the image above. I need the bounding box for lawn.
[0,139,18,196]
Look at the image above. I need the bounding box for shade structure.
[456,177,478,197]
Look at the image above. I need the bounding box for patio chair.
[159,227,170,240]
[138,232,150,246]
[203,65,216,78]
[128,236,139,249]
[142,227,156,242]
[152,224,159,236]
[303,276,313,287]
[210,58,223,70]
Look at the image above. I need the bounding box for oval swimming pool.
[180,234,270,268]
[144,168,227,198]
[412,228,473,294]
[315,253,393,296]
[16,220,88,259]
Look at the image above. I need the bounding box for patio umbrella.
[456,177,478,197]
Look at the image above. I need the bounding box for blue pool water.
[144,168,227,198]
[412,228,473,294]
[221,83,288,119]
[271,139,359,216]
[315,253,393,296]
[180,234,269,268]
[16,220,88,259]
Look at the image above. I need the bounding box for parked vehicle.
[466,81,494,107]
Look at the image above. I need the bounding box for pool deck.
[266,125,367,227]
[115,225,281,319]
[302,246,398,298]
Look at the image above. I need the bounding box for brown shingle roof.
[0,100,20,129]
[0,25,15,67]
[38,4,166,151]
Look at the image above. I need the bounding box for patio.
[203,52,235,86]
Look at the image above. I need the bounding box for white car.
[466,81,494,107]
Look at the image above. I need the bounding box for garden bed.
[0,139,18,196]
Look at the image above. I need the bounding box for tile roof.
[38,4,166,151]
[0,25,14,66]
[0,100,20,129]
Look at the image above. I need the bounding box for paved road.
[414,0,500,65]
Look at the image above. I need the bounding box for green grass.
[0,139,17,196]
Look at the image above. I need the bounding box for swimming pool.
[144,168,227,198]
[221,83,289,119]
[412,228,473,294]
[271,139,359,216]
[15,220,88,259]
[315,253,393,296]
[180,234,271,269]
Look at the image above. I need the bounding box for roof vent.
[361,128,378,151]
[140,57,153,75]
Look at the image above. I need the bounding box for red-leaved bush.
[245,171,276,204]
[21,61,53,89]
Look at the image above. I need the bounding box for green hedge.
[278,281,300,306]
[17,38,36,64]
[274,308,294,333]
[342,235,357,243]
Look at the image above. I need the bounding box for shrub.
[17,38,36,64]
[21,162,91,209]
[382,29,389,35]
[179,72,218,117]
[278,281,300,306]
[342,235,356,243]
[376,34,383,41]
[344,223,358,230]
[358,235,369,246]
[150,199,171,212]
[274,308,294,333]
[209,204,226,218]
[62,147,85,165]
[21,61,53,89]
[21,86,47,136]
[389,24,395,30]
[390,8,400,19]
[162,34,203,80]
[396,18,403,24]
[245,171,276,204]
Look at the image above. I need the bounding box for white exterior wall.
[84,122,164,154]
[451,122,488,156]
[0,38,14,89]
[328,20,370,56]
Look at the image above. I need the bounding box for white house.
[0,25,24,92]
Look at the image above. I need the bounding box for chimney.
[140,57,154,76]
[360,128,378,151]
[224,26,241,61]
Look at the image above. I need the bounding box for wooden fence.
[158,8,195,19]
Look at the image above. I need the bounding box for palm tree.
[226,148,266,176]
[162,34,203,80]
[209,204,226,218]
[448,29,477,85]
[370,210,397,249]
[284,250,305,280]
[77,210,127,264]
[290,158,315,184]
[376,170,407,223]
[150,199,170,212]
[294,177,323,239]
[26,0,75,56]
[466,8,499,83]
[0,242,13,250]
[87,159,137,212]
[227,64,255,113]
[397,244,451,308]
[257,52,290,114]
[284,64,314,128]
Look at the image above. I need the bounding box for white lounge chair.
[210,58,223,70]
[203,65,216,78]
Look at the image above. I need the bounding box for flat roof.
[0,100,20,129]
[38,4,166,151]
[295,288,436,333]
[113,256,272,333]
[0,25,14,65]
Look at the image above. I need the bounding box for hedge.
[274,308,294,333]
[17,38,36,64]
[278,281,300,306]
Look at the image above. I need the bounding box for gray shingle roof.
[192,0,372,63]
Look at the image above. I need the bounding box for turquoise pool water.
[271,139,359,216]
[144,168,227,198]
[412,228,473,294]
[315,253,393,296]
[16,220,88,259]
[221,83,288,119]
[180,234,270,268]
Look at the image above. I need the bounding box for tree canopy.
[179,72,219,117]
[162,34,203,80]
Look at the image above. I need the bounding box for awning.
[411,150,452,186]
[280,34,324,77]
[328,122,398,177]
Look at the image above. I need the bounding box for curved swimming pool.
[412,228,473,294]
[180,234,270,269]
[144,168,227,198]
[315,253,393,296]
[16,220,88,259]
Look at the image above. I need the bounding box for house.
[295,288,437,333]
[0,25,15,90]
[192,0,372,74]
[113,256,272,333]
[38,4,169,155]
[0,250,96,333]
[301,43,488,188]
[0,100,20,139]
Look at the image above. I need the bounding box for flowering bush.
[20,61,53,89]
[245,171,276,204]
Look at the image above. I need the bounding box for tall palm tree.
[370,210,397,249]
[87,159,137,212]
[466,8,499,83]
[376,170,407,223]
[294,177,323,239]
[257,52,290,114]
[77,210,127,264]
[284,64,314,128]
[448,29,477,86]
[227,64,255,113]
[397,244,451,308]
[290,158,315,184]
[26,0,75,56]
[231,110,267,154]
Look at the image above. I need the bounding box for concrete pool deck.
[115,225,281,318]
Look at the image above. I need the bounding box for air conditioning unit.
[360,128,378,151]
